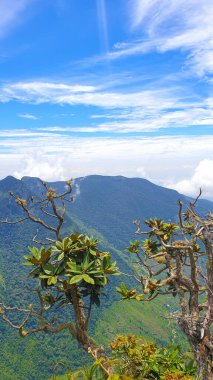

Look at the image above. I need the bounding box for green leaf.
[62,237,70,251]
[83,261,96,273]
[121,282,127,292]
[29,246,40,259]
[107,375,120,380]
[47,275,57,285]
[29,257,41,265]
[69,275,84,284]
[39,275,50,279]
[57,252,65,261]
[43,264,54,275]
[82,274,94,284]
[23,255,32,260]
[82,251,92,267]
[89,270,103,275]
[55,241,63,250]
[23,262,34,266]
[89,249,97,256]
[40,249,51,263]
[70,232,81,241]
[55,261,66,275]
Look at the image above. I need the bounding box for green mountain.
[0,175,212,379]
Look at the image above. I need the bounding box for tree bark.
[69,284,113,377]
[178,317,213,380]
[195,342,213,380]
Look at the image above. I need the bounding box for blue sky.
[0,0,213,199]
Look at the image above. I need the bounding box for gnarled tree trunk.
[69,284,114,377]
[194,341,213,380]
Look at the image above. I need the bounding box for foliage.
[118,199,213,379]
[0,270,5,289]
[23,232,118,310]
[109,335,196,379]
[0,179,119,378]
[49,360,107,380]
[0,220,186,380]
[0,177,212,379]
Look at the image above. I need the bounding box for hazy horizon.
[0,1,212,199]
[1,173,212,202]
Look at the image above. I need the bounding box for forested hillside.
[0,175,212,379]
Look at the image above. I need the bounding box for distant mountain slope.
[0,175,212,379]
[0,174,212,278]
[7,174,211,249]
[70,175,212,248]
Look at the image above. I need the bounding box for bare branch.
[32,229,52,246]
[129,197,213,377]
[190,188,202,209]
[40,207,58,219]
[0,216,29,224]
[120,272,141,283]
[178,200,184,228]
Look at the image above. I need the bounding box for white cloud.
[1,81,176,109]
[18,113,38,120]
[0,129,52,138]
[168,159,213,199]
[0,130,212,199]
[0,0,33,38]
[2,82,97,105]
[136,166,146,177]
[80,106,213,133]
[2,80,213,133]
[43,104,213,134]
[96,0,109,54]
[14,155,66,181]
[107,0,213,76]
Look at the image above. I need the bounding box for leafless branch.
[190,188,202,209]
[0,216,29,224]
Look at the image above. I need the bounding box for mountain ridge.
[1,174,212,249]
[1,173,212,204]
[0,174,212,379]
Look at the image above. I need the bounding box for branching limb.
[190,188,202,210]
[40,207,58,219]
[120,272,141,283]
[32,229,52,246]
[0,216,29,224]
[0,301,76,338]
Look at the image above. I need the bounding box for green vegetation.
[0,270,5,289]
[0,176,212,379]
[0,180,120,378]
[49,335,195,380]
[117,205,213,379]
[109,335,196,379]
[94,298,188,349]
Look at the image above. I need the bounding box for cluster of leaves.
[24,232,119,309]
[145,219,178,241]
[109,335,196,379]
[116,283,143,301]
[127,219,179,257]
[123,217,205,300]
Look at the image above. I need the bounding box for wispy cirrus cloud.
[87,106,213,133]
[0,0,34,38]
[18,113,38,120]
[2,82,96,104]
[1,80,213,133]
[105,0,213,76]
[1,81,175,109]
